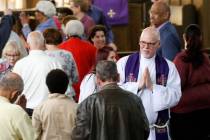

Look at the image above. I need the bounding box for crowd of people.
[0,0,210,140]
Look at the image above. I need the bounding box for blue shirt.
[22,18,57,38]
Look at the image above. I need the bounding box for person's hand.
[138,67,153,92]
[15,94,27,109]
[4,9,12,16]
[138,70,146,90]
[144,67,153,91]
[19,12,29,25]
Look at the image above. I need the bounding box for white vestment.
[117,54,181,140]
[79,73,97,104]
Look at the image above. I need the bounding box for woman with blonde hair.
[0,41,24,74]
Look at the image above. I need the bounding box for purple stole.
[125,52,169,140]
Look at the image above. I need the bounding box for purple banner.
[93,0,129,25]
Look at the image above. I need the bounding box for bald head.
[139,27,160,58]
[0,72,23,92]
[27,31,45,50]
[140,27,160,41]
[150,2,170,27]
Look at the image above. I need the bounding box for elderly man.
[149,1,181,61]
[32,69,77,140]
[13,31,62,116]
[20,0,57,38]
[117,27,181,140]
[72,60,149,140]
[0,72,35,139]
[59,20,96,102]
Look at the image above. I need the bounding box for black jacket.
[72,83,149,140]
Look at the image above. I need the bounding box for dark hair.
[96,46,115,63]
[182,24,204,68]
[46,69,69,94]
[88,25,106,44]
[62,15,77,26]
[43,28,63,45]
[57,8,73,16]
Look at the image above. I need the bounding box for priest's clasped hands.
[138,67,153,92]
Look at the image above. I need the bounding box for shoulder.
[117,55,129,64]
[14,56,28,66]
[173,51,186,64]
[164,57,176,68]
[84,73,96,79]
[160,22,177,34]
[163,57,180,75]
[9,104,28,118]
[91,5,103,12]
[83,40,96,50]
[58,49,74,58]
[59,39,71,48]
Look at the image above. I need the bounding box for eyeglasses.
[139,41,158,48]
[5,53,20,58]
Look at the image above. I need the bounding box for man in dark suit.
[72,60,149,140]
[149,1,181,61]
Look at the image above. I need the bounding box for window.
[0,0,26,10]
[55,0,72,7]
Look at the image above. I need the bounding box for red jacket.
[172,51,210,113]
[59,37,96,101]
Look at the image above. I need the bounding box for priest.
[117,26,181,140]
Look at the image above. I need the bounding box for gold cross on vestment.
[107,9,116,18]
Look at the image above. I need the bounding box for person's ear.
[96,75,104,89]
[10,90,20,103]
[96,75,101,86]
[183,34,187,49]
[156,41,160,49]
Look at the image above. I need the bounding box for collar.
[101,83,119,91]
[0,96,10,103]
[140,54,156,70]
[48,93,72,100]
[140,54,156,63]
[156,21,169,31]
[29,50,45,55]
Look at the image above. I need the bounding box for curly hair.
[88,25,106,44]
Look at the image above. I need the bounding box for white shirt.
[117,54,181,140]
[13,50,62,109]
[79,73,97,104]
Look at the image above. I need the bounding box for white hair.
[2,40,23,59]
[36,0,56,17]
[65,20,84,37]
[27,31,45,50]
